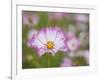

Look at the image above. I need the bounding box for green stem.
[47,53,51,67]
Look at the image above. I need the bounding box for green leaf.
[51,51,65,67]
[39,53,52,68]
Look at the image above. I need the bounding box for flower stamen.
[46,41,54,49]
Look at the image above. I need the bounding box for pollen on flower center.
[46,41,54,49]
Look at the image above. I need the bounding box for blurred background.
[22,11,89,69]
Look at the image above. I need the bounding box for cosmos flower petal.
[46,27,58,41]
[29,36,44,49]
[54,31,65,50]
[37,47,47,56]
[51,48,59,55]
[37,29,47,44]
[60,46,68,52]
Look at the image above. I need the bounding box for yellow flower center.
[46,41,54,49]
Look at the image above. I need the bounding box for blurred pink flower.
[31,15,39,25]
[22,14,29,25]
[74,14,89,23]
[28,27,67,56]
[60,58,72,67]
[22,14,39,26]
[66,32,80,51]
[48,13,66,20]
[66,32,76,39]
[27,29,38,40]
[27,29,38,47]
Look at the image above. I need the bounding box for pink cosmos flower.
[28,27,67,56]
[60,58,72,67]
[66,32,80,51]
